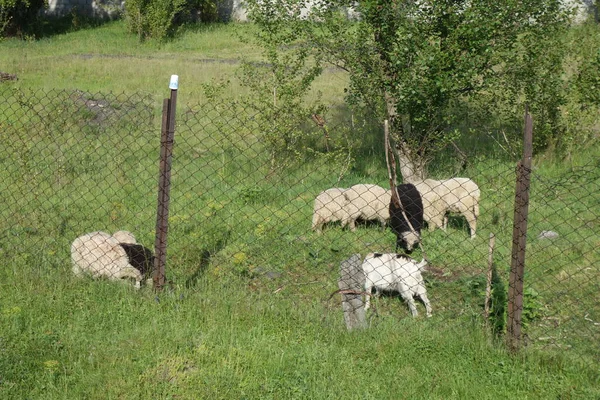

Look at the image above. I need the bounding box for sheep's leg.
[399,288,418,317]
[420,293,433,317]
[442,214,449,231]
[348,218,357,232]
[364,284,372,311]
[465,212,477,239]
[379,217,387,231]
[427,219,436,232]
[405,297,418,317]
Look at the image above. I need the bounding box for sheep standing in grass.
[389,183,424,253]
[312,188,351,233]
[396,148,480,238]
[362,252,432,317]
[414,178,480,239]
[344,184,391,231]
[71,231,154,288]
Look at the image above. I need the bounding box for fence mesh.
[1,86,598,366]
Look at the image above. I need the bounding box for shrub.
[124,0,218,41]
[0,0,46,38]
[125,0,188,41]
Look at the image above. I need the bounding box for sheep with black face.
[71,230,155,288]
[388,183,424,253]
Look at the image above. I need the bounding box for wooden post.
[484,233,496,326]
[384,120,427,258]
[507,107,533,352]
[338,254,367,330]
[153,75,178,290]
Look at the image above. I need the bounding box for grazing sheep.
[414,178,480,239]
[71,231,155,288]
[362,252,432,317]
[388,183,424,253]
[312,188,351,233]
[344,184,391,231]
[396,146,480,238]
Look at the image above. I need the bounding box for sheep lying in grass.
[312,188,351,233]
[71,230,155,288]
[414,178,480,239]
[344,184,391,231]
[362,252,432,317]
[389,183,424,253]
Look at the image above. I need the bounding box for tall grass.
[0,21,599,399]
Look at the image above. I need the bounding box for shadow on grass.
[184,230,231,289]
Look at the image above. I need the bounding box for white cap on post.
[169,75,179,90]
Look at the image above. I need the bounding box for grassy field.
[1,20,599,399]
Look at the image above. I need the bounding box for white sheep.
[71,230,146,288]
[362,252,432,317]
[344,184,391,231]
[311,188,351,233]
[396,146,480,239]
[414,178,480,239]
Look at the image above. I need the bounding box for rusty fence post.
[507,106,533,352]
[153,75,178,290]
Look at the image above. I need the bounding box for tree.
[243,0,570,179]
[0,0,46,38]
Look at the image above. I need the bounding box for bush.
[124,0,218,41]
[0,0,46,38]
[125,0,188,41]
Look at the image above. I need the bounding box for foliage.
[124,0,219,41]
[242,0,571,173]
[0,0,46,38]
[230,18,357,174]
[181,0,219,23]
[574,38,600,106]
[124,0,188,41]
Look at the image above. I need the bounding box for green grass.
[0,20,599,399]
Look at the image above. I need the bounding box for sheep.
[395,145,480,238]
[111,230,155,281]
[362,252,432,317]
[311,188,351,233]
[414,178,480,239]
[344,184,391,231]
[71,230,155,288]
[388,183,424,253]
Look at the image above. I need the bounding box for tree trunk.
[395,141,426,184]
[384,91,426,183]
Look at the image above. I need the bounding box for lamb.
[311,188,351,233]
[361,252,432,317]
[414,178,480,239]
[388,183,424,253]
[71,230,155,288]
[344,184,391,231]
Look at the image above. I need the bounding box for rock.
[538,230,559,240]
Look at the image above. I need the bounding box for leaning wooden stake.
[338,254,367,330]
[507,106,533,352]
[484,233,496,327]
[384,120,427,259]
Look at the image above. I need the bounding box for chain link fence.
[1,86,598,367]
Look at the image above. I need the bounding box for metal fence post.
[507,107,533,352]
[153,75,178,290]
